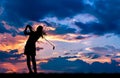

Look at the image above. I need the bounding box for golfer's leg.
[31,55,37,73]
[27,55,32,73]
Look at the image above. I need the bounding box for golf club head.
[53,46,55,50]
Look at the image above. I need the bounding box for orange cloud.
[0,58,49,73]
[0,33,26,54]
[43,34,90,43]
[0,62,17,73]
[68,55,111,64]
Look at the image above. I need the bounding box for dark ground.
[0,73,120,78]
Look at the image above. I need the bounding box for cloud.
[0,0,119,36]
[0,22,9,33]
[0,21,20,36]
[82,52,101,59]
[39,56,120,73]
[47,25,76,35]
[75,22,106,35]
[0,67,9,73]
[0,33,26,53]
[0,0,97,35]
[0,7,4,15]
[44,34,91,43]
[87,45,120,55]
[0,48,27,73]
[0,49,23,62]
[64,45,120,64]
[0,49,49,73]
[0,62,18,73]
[76,0,120,35]
[77,45,120,63]
[1,0,84,21]
[41,0,120,36]
[41,13,98,35]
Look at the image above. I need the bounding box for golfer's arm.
[24,26,30,35]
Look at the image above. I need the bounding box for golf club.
[43,37,55,50]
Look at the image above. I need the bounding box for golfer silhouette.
[24,25,46,73]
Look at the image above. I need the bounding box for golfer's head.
[36,26,43,32]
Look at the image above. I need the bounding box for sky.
[0,0,120,73]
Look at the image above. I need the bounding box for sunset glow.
[0,0,120,73]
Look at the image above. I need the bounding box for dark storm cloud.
[0,23,9,33]
[52,25,76,35]
[39,57,120,73]
[0,0,27,29]
[75,22,110,35]
[41,0,120,36]
[75,0,120,35]
[82,52,101,59]
[84,45,120,59]
[0,0,84,35]
[0,0,120,36]
[0,49,25,73]
[90,45,120,53]
[0,0,4,7]
[0,21,19,36]
[2,0,84,20]
[75,35,91,40]
[40,21,77,35]
[0,49,23,62]
[0,68,9,73]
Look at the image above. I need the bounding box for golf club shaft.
[43,37,55,47]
